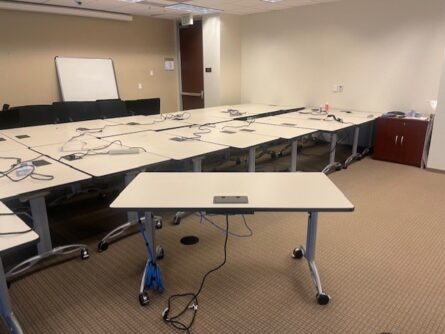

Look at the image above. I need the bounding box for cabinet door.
[400,120,428,167]
[373,118,403,163]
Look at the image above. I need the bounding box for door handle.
[181,91,204,100]
[395,135,398,144]
[401,136,404,145]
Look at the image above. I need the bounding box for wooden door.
[179,21,204,110]
[400,120,428,167]
[373,118,403,163]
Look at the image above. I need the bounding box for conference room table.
[0,202,39,334]
[256,110,375,171]
[209,120,317,172]
[165,122,280,172]
[102,130,228,172]
[0,119,143,148]
[103,114,192,133]
[279,110,379,168]
[0,148,91,280]
[0,133,25,152]
[111,172,354,306]
[33,137,172,252]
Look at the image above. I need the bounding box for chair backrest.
[96,99,128,119]
[53,101,101,122]
[125,98,160,116]
[18,104,55,127]
[0,107,20,129]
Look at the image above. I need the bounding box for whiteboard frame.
[55,56,120,102]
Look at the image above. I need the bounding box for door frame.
[175,20,205,111]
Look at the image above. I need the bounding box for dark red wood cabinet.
[373,117,429,167]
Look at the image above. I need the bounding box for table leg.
[344,126,362,168]
[290,140,298,172]
[291,212,331,305]
[97,171,153,252]
[138,211,163,306]
[173,157,204,225]
[322,133,342,174]
[6,195,89,280]
[0,259,23,334]
[248,147,256,173]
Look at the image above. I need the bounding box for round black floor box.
[180,235,199,245]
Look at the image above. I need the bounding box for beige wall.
[241,0,445,114]
[0,9,179,113]
[220,14,241,105]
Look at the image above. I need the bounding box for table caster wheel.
[97,240,109,252]
[139,292,150,306]
[316,293,331,305]
[156,246,165,260]
[292,248,304,259]
[155,219,163,229]
[172,216,181,225]
[81,248,89,260]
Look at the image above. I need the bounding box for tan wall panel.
[0,9,179,113]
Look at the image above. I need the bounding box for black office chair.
[96,99,128,119]
[53,101,101,122]
[18,105,56,127]
[0,107,20,129]
[125,98,160,116]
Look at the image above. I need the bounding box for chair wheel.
[81,248,89,260]
[98,240,109,252]
[139,292,150,306]
[316,293,331,305]
[156,246,165,260]
[270,152,277,159]
[342,164,348,169]
[155,219,163,229]
[292,248,304,259]
[172,216,181,225]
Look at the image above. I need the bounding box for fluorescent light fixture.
[165,3,221,14]
[0,1,133,21]
[118,0,143,3]
[261,0,284,2]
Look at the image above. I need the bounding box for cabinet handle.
[401,136,404,145]
[395,135,398,144]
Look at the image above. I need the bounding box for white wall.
[241,0,445,114]
[220,14,242,105]
[202,14,241,107]
[428,57,445,170]
[202,16,221,107]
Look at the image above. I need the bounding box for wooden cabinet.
[373,117,429,167]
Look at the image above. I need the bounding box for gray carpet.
[3,157,445,333]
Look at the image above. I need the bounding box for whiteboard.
[55,57,119,102]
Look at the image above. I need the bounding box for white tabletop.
[308,108,383,119]
[106,131,228,161]
[0,120,127,147]
[0,133,27,152]
[257,115,353,132]
[111,172,354,212]
[105,115,191,132]
[33,138,170,177]
[284,110,376,126]
[215,120,316,140]
[165,123,279,149]
[0,202,39,253]
[0,148,90,200]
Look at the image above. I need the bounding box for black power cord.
[162,214,230,333]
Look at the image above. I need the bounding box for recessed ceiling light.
[165,3,221,14]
